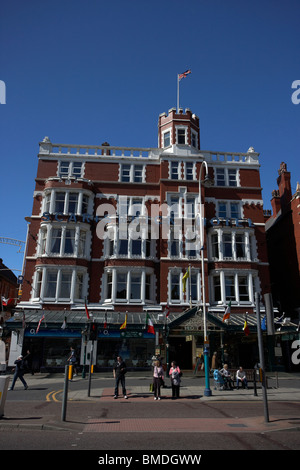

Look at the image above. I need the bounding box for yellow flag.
[120,313,127,330]
[182,267,190,293]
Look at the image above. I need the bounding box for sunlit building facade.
[8,108,272,370]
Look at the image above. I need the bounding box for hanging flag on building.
[178,69,192,81]
[146,313,155,335]
[84,301,90,320]
[1,296,15,307]
[182,267,190,293]
[104,312,107,329]
[261,316,267,331]
[36,313,45,334]
[222,301,231,322]
[243,319,250,336]
[164,305,170,318]
[61,317,67,330]
[120,313,127,330]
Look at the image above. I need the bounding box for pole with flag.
[243,314,250,336]
[36,311,45,334]
[120,312,128,330]
[84,300,90,320]
[182,266,190,294]
[222,301,231,322]
[146,313,155,335]
[177,69,191,112]
[164,305,170,319]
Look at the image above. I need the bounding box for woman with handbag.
[169,361,181,399]
[153,360,164,400]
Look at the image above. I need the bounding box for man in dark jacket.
[9,351,30,390]
[113,356,127,399]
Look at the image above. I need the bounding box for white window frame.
[217,201,242,219]
[102,267,155,304]
[209,270,256,306]
[168,268,201,305]
[31,266,88,304]
[184,161,196,181]
[215,167,239,187]
[191,130,198,148]
[37,223,90,259]
[58,160,84,179]
[42,189,93,216]
[120,164,145,183]
[162,129,171,148]
[208,228,255,262]
[176,126,187,145]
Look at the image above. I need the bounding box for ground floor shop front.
[9,328,297,374]
[4,309,299,373]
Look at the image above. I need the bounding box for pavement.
[1,371,300,435]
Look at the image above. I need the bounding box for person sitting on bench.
[236,366,248,389]
[220,364,234,390]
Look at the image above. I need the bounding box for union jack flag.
[178,69,191,81]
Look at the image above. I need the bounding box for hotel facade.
[8,108,273,371]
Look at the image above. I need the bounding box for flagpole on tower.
[177,69,191,112]
[177,74,180,112]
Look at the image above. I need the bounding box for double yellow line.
[46,390,63,402]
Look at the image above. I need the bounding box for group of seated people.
[217,364,249,390]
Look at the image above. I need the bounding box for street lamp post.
[198,160,213,396]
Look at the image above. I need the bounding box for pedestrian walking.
[113,356,127,399]
[153,360,164,400]
[169,361,181,399]
[8,351,30,390]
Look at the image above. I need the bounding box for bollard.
[0,376,10,417]
[68,364,73,381]
[61,365,69,422]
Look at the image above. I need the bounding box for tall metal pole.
[61,365,69,422]
[177,75,180,112]
[255,292,269,422]
[199,161,212,397]
[88,340,94,397]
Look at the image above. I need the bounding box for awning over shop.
[6,306,299,336]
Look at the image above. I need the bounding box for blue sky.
[0,0,299,275]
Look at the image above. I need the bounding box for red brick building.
[265,163,300,370]
[0,258,17,324]
[8,108,273,370]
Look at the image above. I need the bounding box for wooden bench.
[228,369,260,388]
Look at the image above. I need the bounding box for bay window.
[208,229,255,261]
[169,269,201,304]
[211,271,256,305]
[43,189,93,216]
[32,266,87,303]
[103,268,155,304]
[38,224,89,258]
